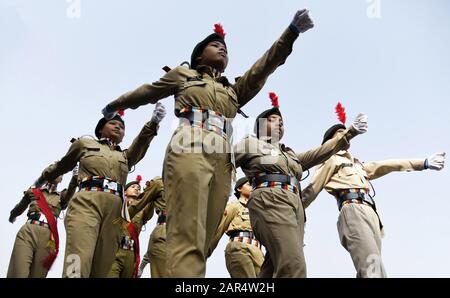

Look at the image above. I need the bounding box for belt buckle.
[39,214,48,223]
[103,180,117,191]
[290,176,299,187]
[206,111,224,129]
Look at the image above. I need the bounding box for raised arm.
[301,160,336,209]
[125,103,166,168]
[298,127,357,171]
[233,9,313,107]
[128,178,164,219]
[298,113,368,170]
[35,140,84,188]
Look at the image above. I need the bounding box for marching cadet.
[302,103,446,278]
[7,167,78,278]
[207,177,264,278]
[101,9,314,277]
[135,177,166,278]
[234,93,368,277]
[108,175,154,278]
[29,103,166,278]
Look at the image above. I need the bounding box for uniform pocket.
[239,209,250,222]
[179,80,207,92]
[337,165,357,178]
[81,147,107,172]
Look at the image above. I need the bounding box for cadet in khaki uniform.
[302,123,446,278]
[7,170,78,278]
[108,176,154,278]
[101,9,314,277]
[207,177,264,278]
[136,177,166,278]
[31,104,166,278]
[234,93,369,277]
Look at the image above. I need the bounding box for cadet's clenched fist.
[290,9,314,34]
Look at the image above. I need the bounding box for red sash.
[31,188,59,270]
[127,222,140,278]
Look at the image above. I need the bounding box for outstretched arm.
[103,67,184,117]
[35,140,84,189]
[364,152,445,180]
[233,9,314,107]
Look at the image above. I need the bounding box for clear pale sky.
[1,0,449,277]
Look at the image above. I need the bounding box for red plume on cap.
[269,92,279,108]
[136,175,142,184]
[335,102,346,125]
[214,24,226,39]
[118,109,125,117]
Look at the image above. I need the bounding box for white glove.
[290,9,314,34]
[351,113,368,134]
[151,102,167,124]
[426,152,445,171]
[72,164,79,177]
[101,104,117,120]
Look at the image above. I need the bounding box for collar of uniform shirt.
[238,196,248,207]
[98,138,122,151]
[260,136,292,152]
[196,64,230,85]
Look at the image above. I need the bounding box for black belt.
[337,191,383,230]
[79,178,123,198]
[179,110,233,136]
[27,211,42,221]
[228,231,255,239]
[157,211,167,225]
[251,174,299,188]
[337,192,375,210]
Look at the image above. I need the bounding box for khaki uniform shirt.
[107,28,299,118]
[302,150,425,208]
[208,197,252,257]
[128,177,165,219]
[234,128,358,183]
[38,121,159,186]
[10,176,78,219]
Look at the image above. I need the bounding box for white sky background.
[0,0,449,278]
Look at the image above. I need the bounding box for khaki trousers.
[225,241,264,278]
[248,188,306,278]
[7,223,52,278]
[62,191,122,278]
[337,203,386,278]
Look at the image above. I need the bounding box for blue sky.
[1,0,449,277]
